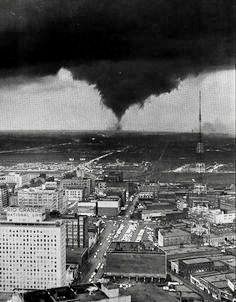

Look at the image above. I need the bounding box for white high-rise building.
[17,187,65,213]
[0,207,66,292]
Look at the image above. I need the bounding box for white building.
[0,172,33,188]
[17,187,65,213]
[60,177,92,196]
[0,207,66,292]
[97,196,121,217]
[42,181,58,190]
[138,192,154,200]
[0,184,9,207]
[77,201,97,216]
[193,183,207,195]
[206,209,236,224]
[65,187,84,202]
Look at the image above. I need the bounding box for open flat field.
[0,131,234,187]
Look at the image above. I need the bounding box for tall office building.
[0,184,9,207]
[61,214,89,248]
[0,207,66,292]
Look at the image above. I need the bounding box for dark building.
[104,241,167,280]
[61,214,89,249]
[105,171,123,183]
[179,258,214,277]
[105,187,127,206]
[0,184,9,207]
[11,283,131,302]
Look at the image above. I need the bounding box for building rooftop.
[160,228,190,237]
[182,257,212,265]
[164,245,221,259]
[98,196,120,201]
[193,271,235,283]
[66,247,88,265]
[18,187,59,193]
[19,284,111,302]
[6,206,45,213]
[108,241,165,254]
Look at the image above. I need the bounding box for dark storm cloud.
[0,0,235,118]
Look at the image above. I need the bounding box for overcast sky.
[0,68,234,134]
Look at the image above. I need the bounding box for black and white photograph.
[0,1,235,301]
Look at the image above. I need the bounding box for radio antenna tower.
[196,90,205,185]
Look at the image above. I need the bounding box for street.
[82,193,138,283]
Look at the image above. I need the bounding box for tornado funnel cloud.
[0,0,234,119]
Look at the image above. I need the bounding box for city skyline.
[0,1,235,301]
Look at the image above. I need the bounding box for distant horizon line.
[0,129,234,136]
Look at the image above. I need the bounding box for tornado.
[0,0,234,120]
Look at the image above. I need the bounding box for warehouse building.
[190,271,236,301]
[178,258,214,277]
[97,196,121,217]
[104,241,167,281]
[158,228,191,247]
[77,201,97,216]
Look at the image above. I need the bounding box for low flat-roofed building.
[138,183,160,197]
[105,187,127,206]
[104,241,167,280]
[209,232,236,247]
[158,228,191,247]
[77,201,97,216]
[10,283,131,302]
[142,208,186,221]
[66,247,89,266]
[166,245,222,263]
[179,257,214,277]
[213,260,229,272]
[138,191,154,201]
[190,271,236,301]
[97,196,121,217]
[206,209,236,224]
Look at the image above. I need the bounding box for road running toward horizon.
[81,194,139,283]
